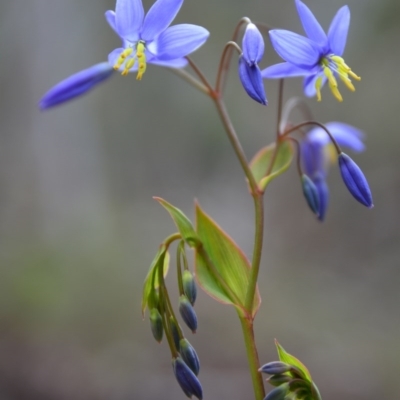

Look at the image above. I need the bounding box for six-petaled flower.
[262,0,360,102]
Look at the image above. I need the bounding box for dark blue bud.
[238,57,267,105]
[173,357,203,399]
[149,308,163,343]
[312,172,329,221]
[182,270,197,306]
[169,317,182,352]
[263,383,289,400]
[39,62,114,110]
[180,338,200,376]
[259,361,291,375]
[301,175,320,216]
[267,374,291,387]
[338,152,373,208]
[179,295,198,333]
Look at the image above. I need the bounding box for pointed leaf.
[141,248,170,316]
[250,141,293,192]
[275,340,312,382]
[195,204,261,317]
[155,197,200,247]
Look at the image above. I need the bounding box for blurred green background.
[0,0,399,399]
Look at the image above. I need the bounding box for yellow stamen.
[323,67,338,88]
[136,42,147,80]
[113,48,133,70]
[348,70,361,81]
[338,74,355,92]
[329,82,343,102]
[315,76,323,102]
[121,58,135,76]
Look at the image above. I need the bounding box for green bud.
[179,295,198,333]
[149,308,163,343]
[267,374,291,387]
[180,338,200,376]
[182,270,197,305]
[169,316,181,351]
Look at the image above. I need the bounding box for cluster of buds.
[146,241,203,399]
[260,361,321,400]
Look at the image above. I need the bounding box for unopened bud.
[180,338,200,376]
[338,152,373,208]
[267,374,291,387]
[179,295,198,333]
[149,308,163,343]
[259,361,291,375]
[301,175,320,216]
[263,383,289,400]
[172,357,203,400]
[169,317,181,352]
[182,270,197,305]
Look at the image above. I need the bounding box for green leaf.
[195,204,261,317]
[250,141,293,192]
[155,197,200,247]
[141,247,170,316]
[275,340,312,382]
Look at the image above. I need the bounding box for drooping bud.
[267,374,291,387]
[172,357,203,400]
[301,175,320,216]
[263,383,289,400]
[169,317,182,352]
[149,308,163,343]
[259,361,291,375]
[312,172,329,221]
[180,338,200,376]
[182,270,197,306]
[338,152,373,208]
[179,295,198,333]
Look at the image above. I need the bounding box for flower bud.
[267,374,291,387]
[172,357,203,399]
[149,308,163,343]
[312,172,329,221]
[169,316,181,352]
[301,175,320,216]
[259,361,291,375]
[182,270,197,305]
[180,338,200,376]
[263,383,289,400]
[179,295,198,333]
[338,152,373,208]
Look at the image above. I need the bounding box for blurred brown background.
[0,0,399,399]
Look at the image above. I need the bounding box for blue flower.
[301,122,365,220]
[238,23,267,105]
[40,0,209,109]
[262,0,360,102]
[107,0,209,79]
[39,63,114,110]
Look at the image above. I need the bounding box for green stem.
[239,316,265,400]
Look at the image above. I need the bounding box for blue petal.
[295,0,327,46]
[39,63,113,109]
[115,0,144,42]
[242,23,264,65]
[301,140,325,177]
[148,57,188,68]
[105,10,118,34]
[301,174,320,216]
[338,153,373,208]
[154,24,209,60]
[308,122,365,152]
[303,72,325,97]
[328,5,350,56]
[312,173,329,221]
[261,62,310,79]
[141,0,184,41]
[238,57,267,105]
[269,30,320,69]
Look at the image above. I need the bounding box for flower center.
[113,41,147,80]
[315,55,361,102]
